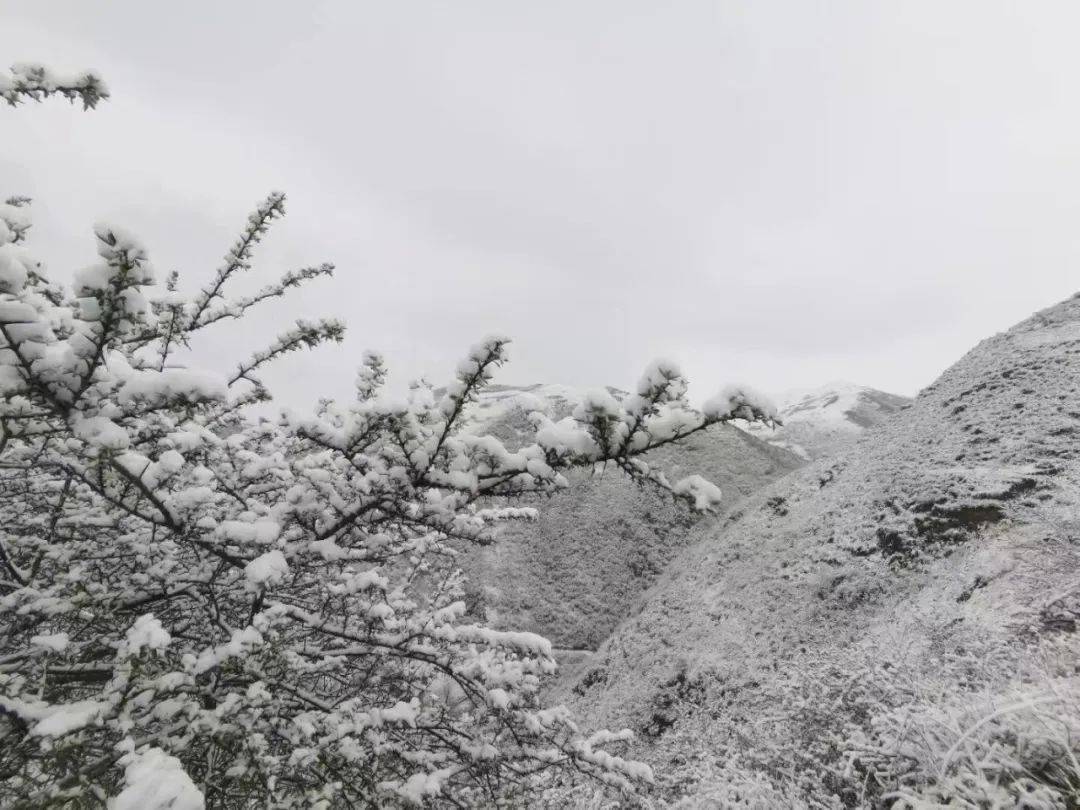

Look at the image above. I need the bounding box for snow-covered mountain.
[560,296,1080,806]
[741,381,911,460]
[454,383,805,650]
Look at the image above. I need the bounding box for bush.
[0,66,776,808]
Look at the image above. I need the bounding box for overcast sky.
[4,2,1080,408]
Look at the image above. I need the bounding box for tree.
[0,65,777,808]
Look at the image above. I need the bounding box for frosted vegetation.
[453,386,802,651]
[564,287,1080,805]
[0,67,778,808]
[6,61,1080,810]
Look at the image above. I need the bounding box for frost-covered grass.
[870,669,1080,808]
[561,291,1080,807]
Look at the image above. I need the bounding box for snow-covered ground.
[559,294,1080,806]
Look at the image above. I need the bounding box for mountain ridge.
[559,294,1080,806]
[741,381,912,460]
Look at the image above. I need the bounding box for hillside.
[456,385,805,650]
[562,296,1080,807]
[741,382,912,460]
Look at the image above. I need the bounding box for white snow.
[245,550,289,587]
[31,699,106,737]
[565,293,1080,804]
[773,380,867,426]
[30,632,69,652]
[0,63,108,106]
[738,381,911,460]
[71,415,130,451]
[386,768,454,805]
[125,614,171,656]
[702,383,777,422]
[118,368,226,406]
[0,300,37,323]
[192,626,263,675]
[110,747,204,810]
[217,520,281,545]
[308,538,347,561]
[460,383,584,435]
[672,474,724,512]
[0,244,33,294]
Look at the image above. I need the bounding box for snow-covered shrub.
[0,75,776,808]
[848,670,1080,809]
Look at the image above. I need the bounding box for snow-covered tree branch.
[0,76,777,808]
[0,64,109,110]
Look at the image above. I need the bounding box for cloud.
[4,1,1080,407]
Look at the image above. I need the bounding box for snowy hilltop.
[741,381,912,460]
[561,294,1080,806]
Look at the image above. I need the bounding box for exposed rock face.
[742,382,912,460]
[562,295,1080,806]
[455,384,805,650]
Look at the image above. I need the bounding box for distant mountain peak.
[741,382,912,460]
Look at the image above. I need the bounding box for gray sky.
[4,1,1080,408]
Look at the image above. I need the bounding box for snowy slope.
[455,384,805,650]
[741,382,911,460]
[561,295,1080,806]
[743,382,911,460]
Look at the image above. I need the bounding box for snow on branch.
[187,192,286,329]
[0,196,671,806]
[227,317,345,386]
[0,78,776,806]
[0,63,109,109]
[193,262,335,329]
[704,383,779,425]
